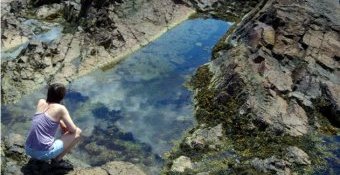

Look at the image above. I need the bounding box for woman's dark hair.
[46,83,66,103]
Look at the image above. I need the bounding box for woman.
[25,83,82,162]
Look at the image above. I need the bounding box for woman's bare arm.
[59,120,68,133]
[60,105,78,133]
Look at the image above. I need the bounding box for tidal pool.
[1,18,231,173]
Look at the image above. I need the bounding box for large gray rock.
[185,124,224,150]
[251,156,291,175]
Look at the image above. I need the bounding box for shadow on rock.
[21,158,74,175]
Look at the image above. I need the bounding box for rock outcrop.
[164,0,339,174]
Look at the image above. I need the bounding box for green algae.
[164,48,338,174]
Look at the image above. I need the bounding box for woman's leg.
[55,127,82,161]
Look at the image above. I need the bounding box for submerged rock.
[68,167,108,175]
[68,161,146,175]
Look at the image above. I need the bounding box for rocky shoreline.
[1,0,194,104]
[1,0,339,174]
[1,133,147,175]
[163,0,340,174]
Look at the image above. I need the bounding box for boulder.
[185,124,224,150]
[170,156,193,173]
[251,156,291,175]
[285,146,311,165]
[36,3,63,20]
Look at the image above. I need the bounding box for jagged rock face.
[208,0,340,137]
[165,0,339,174]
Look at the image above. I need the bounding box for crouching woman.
[25,83,82,162]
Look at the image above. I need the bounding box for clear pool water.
[1,18,231,173]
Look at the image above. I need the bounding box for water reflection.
[1,18,231,173]
[68,18,230,156]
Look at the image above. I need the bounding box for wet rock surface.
[1,136,147,175]
[164,0,340,174]
[68,161,146,175]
